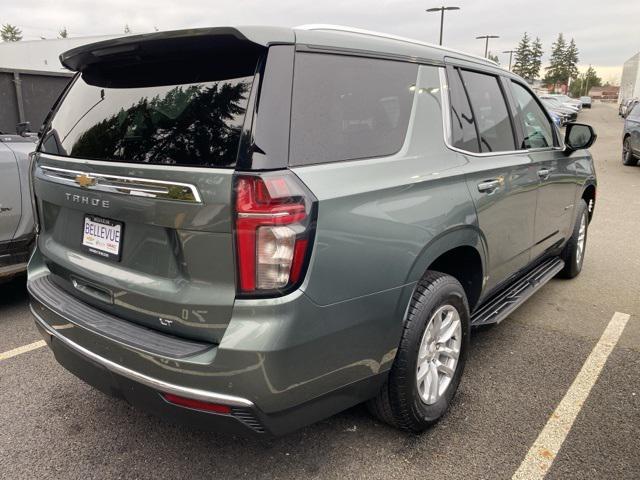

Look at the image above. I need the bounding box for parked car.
[549,94,583,110]
[541,95,580,114]
[28,25,598,437]
[540,97,578,122]
[621,98,639,118]
[623,102,640,166]
[580,96,592,108]
[548,110,563,127]
[0,133,36,281]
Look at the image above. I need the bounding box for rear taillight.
[234,172,316,296]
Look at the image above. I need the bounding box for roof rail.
[295,24,499,67]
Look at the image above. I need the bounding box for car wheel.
[559,200,589,279]
[622,137,637,166]
[367,271,470,432]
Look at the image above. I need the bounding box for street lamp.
[503,50,516,70]
[476,35,500,58]
[426,6,460,46]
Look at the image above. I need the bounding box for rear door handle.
[537,168,551,179]
[477,179,501,193]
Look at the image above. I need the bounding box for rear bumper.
[32,303,387,437]
[28,249,406,436]
[32,307,266,435]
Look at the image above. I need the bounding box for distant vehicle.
[540,97,578,122]
[548,110,562,127]
[540,95,580,113]
[580,96,592,108]
[0,132,36,280]
[620,98,639,118]
[623,102,640,166]
[549,94,583,110]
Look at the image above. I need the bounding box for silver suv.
[0,133,36,280]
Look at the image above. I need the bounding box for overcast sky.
[4,0,639,82]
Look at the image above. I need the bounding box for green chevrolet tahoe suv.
[27,25,597,436]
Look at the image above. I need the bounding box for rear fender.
[405,225,488,294]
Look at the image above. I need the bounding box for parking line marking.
[0,340,46,362]
[512,311,631,480]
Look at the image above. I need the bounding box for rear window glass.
[40,70,254,167]
[289,53,418,166]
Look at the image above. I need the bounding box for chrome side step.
[471,257,564,327]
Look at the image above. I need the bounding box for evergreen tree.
[58,27,68,38]
[1,24,23,42]
[488,52,499,64]
[565,38,580,81]
[512,32,531,79]
[528,37,543,81]
[544,33,568,90]
[569,66,602,97]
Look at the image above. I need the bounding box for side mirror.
[564,123,596,153]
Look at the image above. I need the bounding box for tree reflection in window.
[68,81,250,167]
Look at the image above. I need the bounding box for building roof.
[0,35,126,75]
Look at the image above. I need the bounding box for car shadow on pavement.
[0,274,28,309]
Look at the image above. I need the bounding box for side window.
[289,53,418,166]
[447,68,480,153]
[510,81,555,149]
[460,70,515,152]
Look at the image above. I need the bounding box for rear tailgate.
[33,157,235,343]
[31,28,292,343]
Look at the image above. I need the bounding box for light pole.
[476,35,500,58]
[503,50,515,71]
[426,6,460,46]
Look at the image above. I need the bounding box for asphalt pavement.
[0,102,638,479]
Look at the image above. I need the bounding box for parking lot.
[0,102,638,479]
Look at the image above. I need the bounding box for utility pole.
[584,65,591,97]
[476,35,500,58]
[502,50,515,71]
[426,6,460,45]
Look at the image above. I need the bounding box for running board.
[471,257,564,327]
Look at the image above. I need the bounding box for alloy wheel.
[416,305,462,405]
[576,212,587,266]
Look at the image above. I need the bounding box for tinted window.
[448,68,480,152]
[290,53,418,166]
[460,70,515,152]
[510,82,555,149]
[40,69,254,167]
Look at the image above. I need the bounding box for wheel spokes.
[416,304,463,405]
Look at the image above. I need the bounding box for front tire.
[623,137,637,166]
[368,271,470,432]
[559,200,589,278]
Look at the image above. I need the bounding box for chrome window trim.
[38,164,202,203]
[437,67,564,158]
[31,306,254,408]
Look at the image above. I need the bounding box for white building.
[620,52,640,101]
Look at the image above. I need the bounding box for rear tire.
[623,137,637,166]
[368,271,470,432]
[559,200,588,278]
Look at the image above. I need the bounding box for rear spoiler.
[60,26,294,72]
